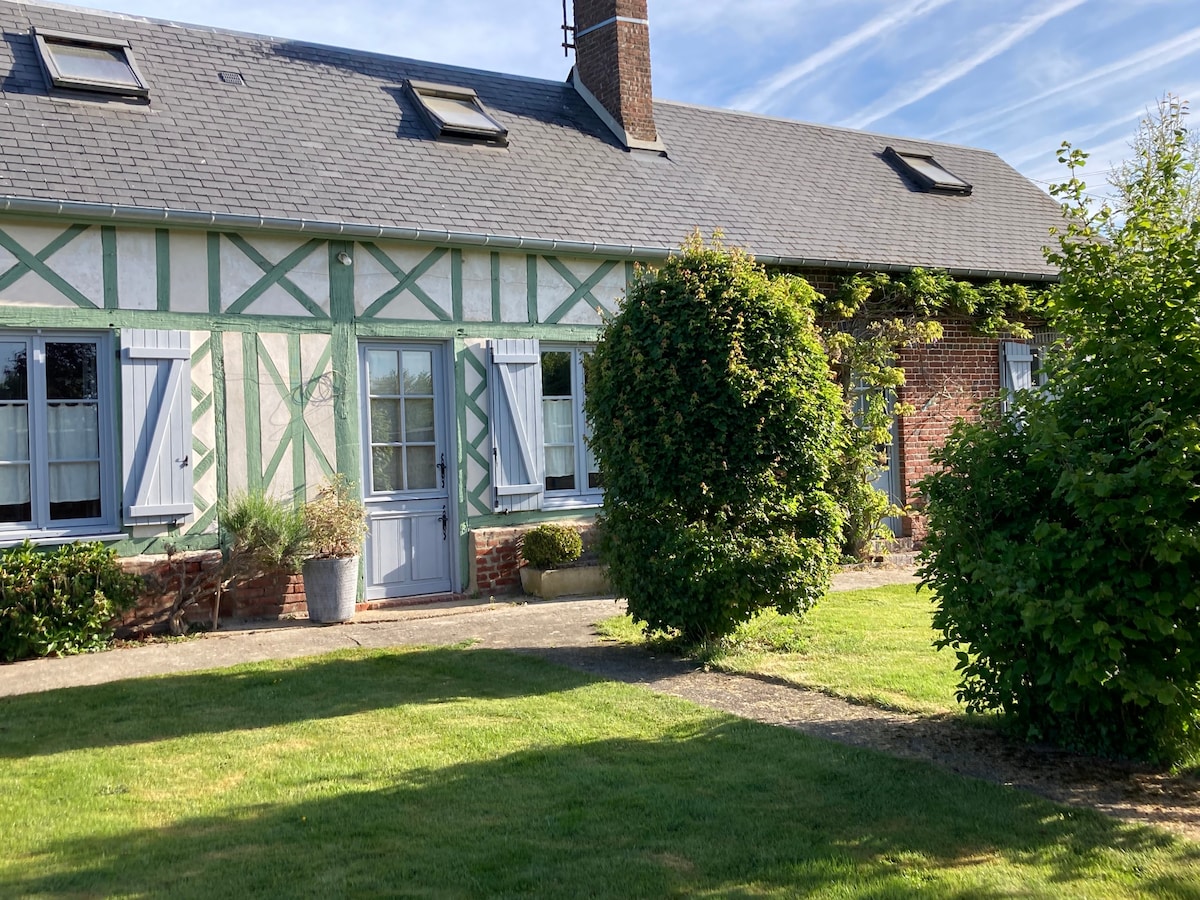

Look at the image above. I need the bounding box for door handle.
[438,453,447,488]
[439,505,448,541]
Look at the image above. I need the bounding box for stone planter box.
[519,564,611,600]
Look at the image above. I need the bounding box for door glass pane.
[406,445,437,490]
[367,350,401,395]
[47,404,99,459]
[403,351,433,394]
[372,447,403,493]
[0,343,27,401]
[404,399,435,443]
[370,399,402,443]
[46,343,97,400]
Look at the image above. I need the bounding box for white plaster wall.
[222,331,249,497]
[353,242,451,320]
[169,231,211,314]
[220,235,327,318]
[187,330,219,534]
[301,333,337,499]
[257,332,295,499]
[116,229,157,311]
[535,257,624,326]
[460,251,493,322]
[498,254,530,323]
[0,222,103,308]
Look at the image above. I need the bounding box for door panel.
[360,343,453,600]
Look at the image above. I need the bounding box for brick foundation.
[469,520,600,596]
[116,550,308,634]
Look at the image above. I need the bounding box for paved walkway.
[0,566,916,698]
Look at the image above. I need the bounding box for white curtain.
[46,403,99,459]
[46,404,101,503]
[0,404,31,506]
[0,404,29,460]
[49,463,100,503]
[543,399,575,478]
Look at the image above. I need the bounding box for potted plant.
[301,475,368,624]
[518,523,609,600]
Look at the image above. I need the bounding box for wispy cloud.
[930,25,1200,143]
[842,0,1087,130]
[730,0,959,113]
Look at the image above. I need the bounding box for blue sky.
[74,0,1200,201]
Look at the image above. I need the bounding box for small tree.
[920,98,1200,761]
[587,235,844,641]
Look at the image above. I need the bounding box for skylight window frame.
[407,79,508,146]
[32,27,150,99]
[884,146,972,195]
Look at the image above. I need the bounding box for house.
[0,0,1062,615]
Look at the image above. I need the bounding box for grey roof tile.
[0,0,1061,277]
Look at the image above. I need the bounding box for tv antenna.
[561,0,576,56]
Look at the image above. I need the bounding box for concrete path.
[0,567,918,698]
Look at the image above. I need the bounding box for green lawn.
[598,584,964,715]
[1,646,1198,897]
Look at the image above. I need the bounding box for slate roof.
[0,0,1063,278]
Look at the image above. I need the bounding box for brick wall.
[116,551,307,634]
[469,520,600,596]
[897,321,1003,539]
[574,0,657,144]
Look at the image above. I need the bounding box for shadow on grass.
[0,647,578,758]
[2,715,1196,898]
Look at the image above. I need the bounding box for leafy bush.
[303,475,367,559]
[587,235,844,641]
[519,523,583,569]
[0,541,143,661]
[919,102,1200,762]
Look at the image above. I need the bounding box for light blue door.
[360,343,453,599]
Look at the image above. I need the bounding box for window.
[408,79,508,145]
[0,334,116,535]
[33,28,150,98]
[540,347,601,505]
[884,146,972,194]
[488,339,600,513]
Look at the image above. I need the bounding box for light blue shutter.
[489,339,544,512]
[121,330,193,523]
[1000,341,1033,413]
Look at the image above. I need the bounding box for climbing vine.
[814,268,1048,557]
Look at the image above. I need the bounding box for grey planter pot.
[302,556,360,624]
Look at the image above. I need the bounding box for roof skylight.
[33,27,149,98]
[884,147,971,195]
[408,80,507,145]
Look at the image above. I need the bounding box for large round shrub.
[586,236,844,641]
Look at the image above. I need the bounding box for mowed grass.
[599,584,964,715]
[1,647,1198,897]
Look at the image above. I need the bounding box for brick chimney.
[570,0,664,151]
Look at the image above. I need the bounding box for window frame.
[884,146,972,195]
[407,79,508,146]
[32,27,150,99]
[540,345,602,510]
[0,331,119,542]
